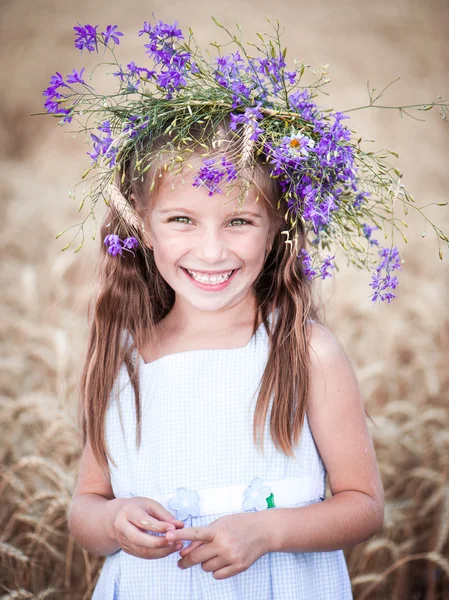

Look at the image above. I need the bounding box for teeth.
[186,269,233,284]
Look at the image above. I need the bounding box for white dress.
[92,311,353,599]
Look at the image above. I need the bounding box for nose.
[194,226,228,264]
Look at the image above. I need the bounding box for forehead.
[151,167,268,218]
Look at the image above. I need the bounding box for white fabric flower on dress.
[168,487,201,521]
[242,477,273,511]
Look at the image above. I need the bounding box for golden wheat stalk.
[104,183,145,234]
[238,121,256,170]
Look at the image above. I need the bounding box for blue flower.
[66,68,86,86]
[73,24,98,53]
[193,156,237,196]
[369,245,401,303]
[242,477,273,511]
[362,223,379,246]
[168,487,200,521]
[123,236,138,250]
[102,25,124,46]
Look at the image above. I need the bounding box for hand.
[105,496,185,559]
[165,512,269,580]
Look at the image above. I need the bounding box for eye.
[228,219,251,227]
[169,216,193,224]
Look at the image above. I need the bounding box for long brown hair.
[79,118,324,476]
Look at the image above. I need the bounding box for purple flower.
[320,254,335,280]
[73,24,98,53]
[107,242,123,256]
[369,245,401,303]
[104,234,123,256]
[48,72,66,88]
[122,236,138,250]
[43,72,73,120]
[289,89,319,121]
[66,67,86,85]
[354,191,370,208]
[104,234,121,246]
[213,51,256,103]
[101,25,123,46]
[362,223,379,246]
[298,248,318,279]
[113,62,155,92]
[256,53,288,93]
[138,20,183,40]
[193,156,238,196]
[285,70,297,85]
[137,20,191,98]
[88,121,117,167]
[104,234,139,257]
[230,102,264,141]
[122,114,150,139]
[138,20,185,64]
[157,68,187,94]
[221,157,238,181]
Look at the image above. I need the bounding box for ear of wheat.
[238,121,256,170]
[104,183,145,234]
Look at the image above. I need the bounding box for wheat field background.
[1,0,448,598]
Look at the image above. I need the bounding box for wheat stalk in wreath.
[104,183,146,236]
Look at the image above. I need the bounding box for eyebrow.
[159,207,263,220]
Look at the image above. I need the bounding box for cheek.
[154,230,188,257]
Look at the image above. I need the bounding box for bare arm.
[260,323,384,553]
[68,436,185,557]
[68,438,126,555]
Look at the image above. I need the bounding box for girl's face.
[146,170,274,314]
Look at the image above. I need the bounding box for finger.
[166,526,213,543]
[179,540,204,558]
[146,499,185,527]
[120,522,177,551]
[198,555,227,574]
[211,564,237,580]
[122,541,183,560]
[126,507,176,533]
[134,513,175,533]
[178,544,218,570]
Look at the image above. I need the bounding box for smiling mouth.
[181,267,236,285]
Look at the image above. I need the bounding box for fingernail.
[166,532,175,541]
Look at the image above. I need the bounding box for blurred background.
[0,0,448,598]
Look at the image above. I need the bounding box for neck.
[162,293,260,338]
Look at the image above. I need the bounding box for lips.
[181,266,239,289]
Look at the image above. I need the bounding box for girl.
[68,119,384,599]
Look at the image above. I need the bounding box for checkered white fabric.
[92,312,353,599]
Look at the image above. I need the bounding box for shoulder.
[307,322,350,376]
[307,323,364,438]
[306,321,361,415]
[305,323,384,504]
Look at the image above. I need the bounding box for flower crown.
[38,18,449,304]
